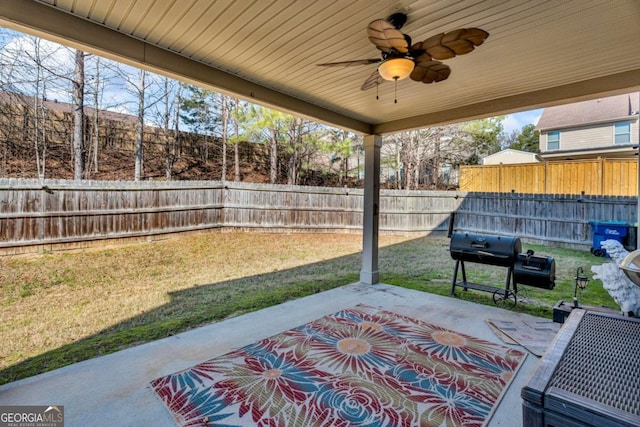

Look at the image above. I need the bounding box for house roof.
[1,1,640,135]
[483,149,538,160]
[481,149,540,165]
[536,92,640,131]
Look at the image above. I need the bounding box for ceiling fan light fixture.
[378,57,415,81]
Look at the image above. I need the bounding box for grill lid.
[450,232,521,267]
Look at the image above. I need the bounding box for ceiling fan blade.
[461,28,490,46]
[411,51,432,63]
[360,69,385,91]
[416,28,489,60]
[410,60,451,84]
[367,19,409,53]
[317,59,381,67]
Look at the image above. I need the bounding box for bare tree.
[269,127,278,184]
[84,55,136,178]
[398,130,423,190]
[171,83,182,179]
[381,123,471,190]
[0,29,93,180]
[30,38,48,180]
[134,69,145,181]
[220,94,230,181]
[284,117,301,185]
[117,65,163,181]
[382,132,407,189]
[156,77,182,180]
[71,49,85,180]
[162,77,172,179]
[0,35,55,179]
[233,98,240,181]
[85,55,100,176]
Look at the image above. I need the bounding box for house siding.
[542,119,638,152]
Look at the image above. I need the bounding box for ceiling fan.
[318,12,489,96]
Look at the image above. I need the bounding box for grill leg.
[450,260,460,295]
[460,261,468,291]
[506,265,518,300]
[450,260,467,295]
[505,265,513,292]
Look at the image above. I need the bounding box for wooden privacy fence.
[453,192,637,249]
[0,179,461,253]
[0,179,226,253]
[460,158,639,196]
[0,179,636,254]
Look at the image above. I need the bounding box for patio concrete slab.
[0,283,552,426]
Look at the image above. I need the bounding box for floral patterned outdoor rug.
[151,305,526,427]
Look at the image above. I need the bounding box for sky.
[502,109,543,134]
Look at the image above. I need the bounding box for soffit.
[1,0,639,134]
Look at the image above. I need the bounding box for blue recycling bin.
[589,220,629,257]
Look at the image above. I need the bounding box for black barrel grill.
[514,250,556,290]
[450,232,555,305]
[450,232,521,267]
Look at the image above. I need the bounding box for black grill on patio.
[449,232,555,305]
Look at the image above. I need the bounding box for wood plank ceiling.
[1,0,639,134]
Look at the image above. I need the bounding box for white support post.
[360,134,381,285]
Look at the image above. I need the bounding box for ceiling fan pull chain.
[376,83,379,100]
[394,77,398,103]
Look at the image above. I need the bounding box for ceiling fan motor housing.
[386,12,408,29]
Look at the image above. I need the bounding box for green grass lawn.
[0,232,619,384]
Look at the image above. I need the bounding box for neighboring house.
[536,92,639,160]
[482,149,540,165]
